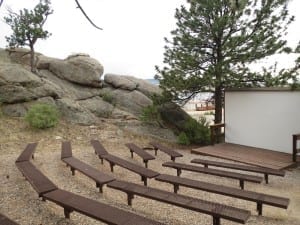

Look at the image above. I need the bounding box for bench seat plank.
[61,141,72,159]
[149,142,182,161]
[191,158,285,183]
[16,161,58,197]
[107,180,250,225]
[155,174,289,215]
[43,189,165,225]
[91,140,109,164]
[102,154,159,186]
[125,143,155,167]
[163,162,263,189]
[0,213,20,225]
[15,143,38,162]
[62,157,115,192]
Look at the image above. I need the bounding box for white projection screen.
[225,88,300,154]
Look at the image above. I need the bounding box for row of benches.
[15,142,165,225]
[89,140,289,216]
[13,141,289,225]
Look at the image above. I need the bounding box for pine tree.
[4,0,53,73]
[156,0,299,125]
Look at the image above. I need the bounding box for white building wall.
[225,90,300,153]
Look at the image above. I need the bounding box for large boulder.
[0,62,62,103]
[56,98,97,125]
[48,53,103,87]
[6,48,42,67]
[78,96,114,118]
[109,89,153,116]
[104,74,161,97]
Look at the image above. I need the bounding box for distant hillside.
[145,78,159,85]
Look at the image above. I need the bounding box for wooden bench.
[90,139,108,164]
[149,142,183,161]
[191,158,285,184]
[15,143,38,162]
[125,143,155,168]
[61,141,115,193]
[163,162,263,189]
[43,189,165,225]
[15,161,58,197]
[107,180,250,225]
[0,213,20,225]
[15,154,164,225]
[155,174,289,216]
[102,154,159,186]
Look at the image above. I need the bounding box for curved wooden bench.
[107,180,250,225]
[15,143,38,162]
[149,142,182,161]
[191,158,285,184]
[155,174,289,216]
[43,189,165,225]
[125,143,155,168]
[102,154,159,186]
[163,162,263,189]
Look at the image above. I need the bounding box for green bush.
[181,116,210,145]
[25,103,59,129]
[177,132,190,145]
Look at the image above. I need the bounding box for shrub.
[182,116,210,145]
[140,104,164,127]
[25,103,59,129]
[177,132,190,145]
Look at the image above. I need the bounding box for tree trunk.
[214,85,223,143]
[29,44,36,73]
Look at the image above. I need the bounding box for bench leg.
[144,160,148,168]
[264,174,269,184]
[239,180,244,190]
[130,150,133,158]
[96,183,103,193]
[99,157,104,164]
[71,168,75,176]
[213,216,220,225]
[141,176,147,186]
[174,184,179,194]
[204,164,208,168]
[109,163,114,172]
[64,208,73,219]
[257,202,263,215]
[176,169,182,176]
[127,193,134,206]
[154,149,158,156]
[171,156,175,162]
[32,154,34,160]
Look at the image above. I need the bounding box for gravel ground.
[1,117,300,225]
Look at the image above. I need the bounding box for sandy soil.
[1,117,299,225]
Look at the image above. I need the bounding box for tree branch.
[0,0,3,8]
[74,0,103,30]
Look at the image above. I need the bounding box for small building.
[225,87,300,154]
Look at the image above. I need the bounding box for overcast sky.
[0,0,299,79]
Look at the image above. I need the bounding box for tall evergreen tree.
[156,0,299,125]
[4,0,53,73]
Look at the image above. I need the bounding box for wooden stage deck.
[191,143,298,170]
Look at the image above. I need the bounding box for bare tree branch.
[74,0,103,30]
[0,0,3,8]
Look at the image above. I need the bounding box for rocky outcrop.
[104,74,161,97]
[0,62,61,103]
[0,48,194,137]
[47,54,103,87]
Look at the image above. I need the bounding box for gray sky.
[0,0,299,79]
